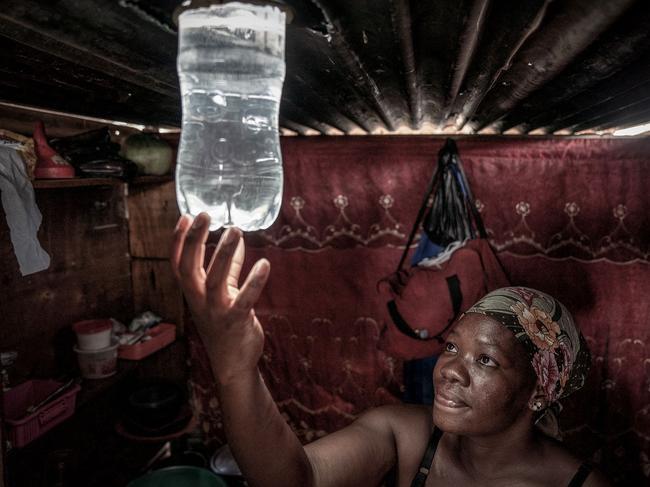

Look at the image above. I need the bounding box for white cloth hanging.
[0,145,50,275]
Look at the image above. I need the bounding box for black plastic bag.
[49,127,121,167]
[422,139,483,246]
[78,155,138,181]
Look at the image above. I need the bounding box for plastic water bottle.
[176,3,286,231]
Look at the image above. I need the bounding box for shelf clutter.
[119,323,177,361]
[3,379,82,448]
[2,121,185,487]
[4,323,179,450]
[32,175,173,189]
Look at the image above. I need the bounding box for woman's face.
[432,312,536,436]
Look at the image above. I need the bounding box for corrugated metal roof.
[0,0,648,135]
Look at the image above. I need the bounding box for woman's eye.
[444,342,457,353]
[478,355,498,367]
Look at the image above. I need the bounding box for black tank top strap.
[567,461,593,487]
[410,428,443,487]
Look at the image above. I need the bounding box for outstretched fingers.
[176,212,212,297]
[171,215,269,323]
[233,258,271,313]
[205,227,244,298]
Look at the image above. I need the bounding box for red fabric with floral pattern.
[187,136,650,485]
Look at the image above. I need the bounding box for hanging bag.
[377,140,509,360]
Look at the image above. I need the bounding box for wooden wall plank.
[131,259,184,334]
[127,181,179,259]
[0,185,132,379]
[0,423,4,487]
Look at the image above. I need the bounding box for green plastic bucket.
[127,466,228,487]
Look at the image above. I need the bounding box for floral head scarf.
[464,286,591,404]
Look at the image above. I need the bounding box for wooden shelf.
[75,339,185,411]
[74,360,138,410]
[32,175,172,189]
[33,177,122,189]
[5,339,188,487]
[130,175,173,185]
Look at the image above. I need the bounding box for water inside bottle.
[176,4,285,231]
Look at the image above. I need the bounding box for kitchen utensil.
[25,377,77,415]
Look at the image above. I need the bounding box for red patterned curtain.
[188,136,650,484]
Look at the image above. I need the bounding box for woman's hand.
[170,213,271,386]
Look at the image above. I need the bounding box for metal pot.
[124,379,185,431]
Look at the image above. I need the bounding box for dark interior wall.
[128,180,185,332]
[0,166,182,385]
[0,185,133,380]
[0,149,187,485]
[183,135,650,485]
[3,132,650,485]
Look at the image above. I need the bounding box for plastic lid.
[73,319,113,335]
[73,341,119,354]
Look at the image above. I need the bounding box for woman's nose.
[438,356,470,386]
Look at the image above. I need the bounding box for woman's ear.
[527,382,547,412]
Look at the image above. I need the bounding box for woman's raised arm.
[170,213,396,487]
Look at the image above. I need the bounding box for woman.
[171,213,610,487]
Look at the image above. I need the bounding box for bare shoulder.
[354,403,433,459]
[358,404,434,480]
[356,403,432,436]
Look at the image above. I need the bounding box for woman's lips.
[434,390,469,409]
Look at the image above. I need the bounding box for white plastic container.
[72,319,113,351]
[74,341,118,379]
